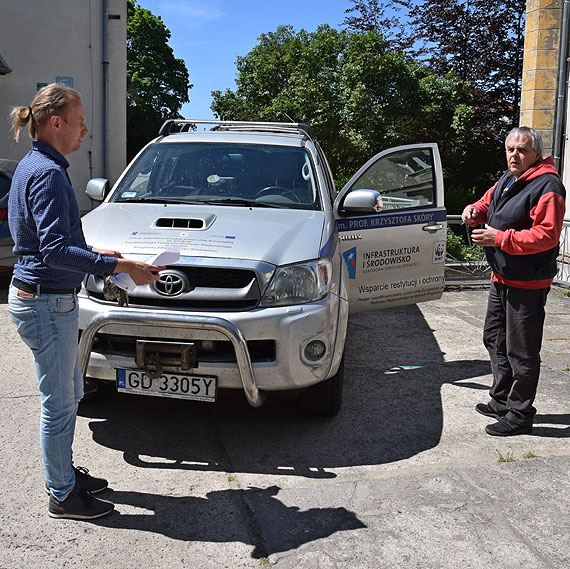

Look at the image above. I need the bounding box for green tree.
[343,0,525,123]
[127,0,191,159]
[343,0,411,49]
[343,0,527,203]
[407,0,526,128]
[211,25,473,190]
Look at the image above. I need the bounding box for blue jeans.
[8,284,83,501]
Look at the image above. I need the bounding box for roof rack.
[158,119,317,142]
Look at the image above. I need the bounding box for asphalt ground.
[0,275,568,569]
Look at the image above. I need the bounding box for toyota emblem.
[153,270,192,296]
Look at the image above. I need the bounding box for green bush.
[444,185,477,215]
[446,227,481,261]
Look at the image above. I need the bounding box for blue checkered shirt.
[8,141,117,288]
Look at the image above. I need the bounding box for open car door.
[334,143,447,314]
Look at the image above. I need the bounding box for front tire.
[298,355,344,417]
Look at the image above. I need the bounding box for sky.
[135,0,353,120]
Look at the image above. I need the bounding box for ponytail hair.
[10,83,81,142]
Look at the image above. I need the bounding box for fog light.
[304,340,327,361]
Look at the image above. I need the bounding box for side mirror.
[86,178,109,202]
[342,189,383,214]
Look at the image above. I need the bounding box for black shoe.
[485,418,533,437]
[73,466,108,494]
[475,403,505,420]
[48,486,114,520]
[45,466,108,495]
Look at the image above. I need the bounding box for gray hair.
[10,83,81,142]
[505,126,544,159]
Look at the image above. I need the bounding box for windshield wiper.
[200,198,285,208]
[116,197,287,208]
[117,197,203,205]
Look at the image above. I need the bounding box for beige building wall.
[0,0,126,212]
[521,0,570,225]
[520,0,563,158]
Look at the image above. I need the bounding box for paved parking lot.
[0,275,568,568]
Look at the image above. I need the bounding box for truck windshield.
[113,142,321,210]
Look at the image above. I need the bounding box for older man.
[462,126,566,436]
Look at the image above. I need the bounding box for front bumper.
[78,293,347,406]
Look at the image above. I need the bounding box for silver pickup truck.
[78,120,447,416]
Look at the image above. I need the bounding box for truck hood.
[82,203,327,266]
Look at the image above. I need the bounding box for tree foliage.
[407,0,526,126]
[344,0,525,122]
[342,0,527,207]
[127,0,191,159]
[211,25,474,193]
[343,0,411,49]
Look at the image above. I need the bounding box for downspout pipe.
[102,0,109,179]
[553,0,570,172]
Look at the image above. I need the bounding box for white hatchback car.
[79,120,447,415]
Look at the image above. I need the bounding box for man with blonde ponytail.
[7,84,164,520]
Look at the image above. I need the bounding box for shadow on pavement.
[93,485,366,557]
[532,413,570,437]
[79,304,493,477]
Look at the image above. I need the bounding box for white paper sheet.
[147,247,181,266]
[109,272,137,291]
[110,247,180,291]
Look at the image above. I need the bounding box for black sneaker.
[48,486,114,520]
[475,403,506,420]
[485,418,533,437]
[45,465,108,495]
[73,466,108,494]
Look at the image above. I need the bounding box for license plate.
[116,369,217,402]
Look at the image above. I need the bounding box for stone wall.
[520,0,564,158]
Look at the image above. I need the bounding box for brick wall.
[520,0,563,157]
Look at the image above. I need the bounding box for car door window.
[346,148,435,210]
[335,144,446,314]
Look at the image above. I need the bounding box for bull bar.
[78,309,266,407]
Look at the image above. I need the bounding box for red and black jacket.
[467,157,566,289]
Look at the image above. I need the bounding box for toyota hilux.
[78,120,447,416]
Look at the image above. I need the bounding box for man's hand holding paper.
[110,247,180,290]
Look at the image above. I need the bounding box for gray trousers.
[483,281,549,427]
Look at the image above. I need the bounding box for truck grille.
[175,266,254,288]
[86,266,262,310]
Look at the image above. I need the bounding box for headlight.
[260,259,332,307]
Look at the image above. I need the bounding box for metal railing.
[445,215,570,287]
[445,215,491,284]
[556,218,570,287]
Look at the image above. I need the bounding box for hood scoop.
[154,213,216,230]
[156,218,203,229]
